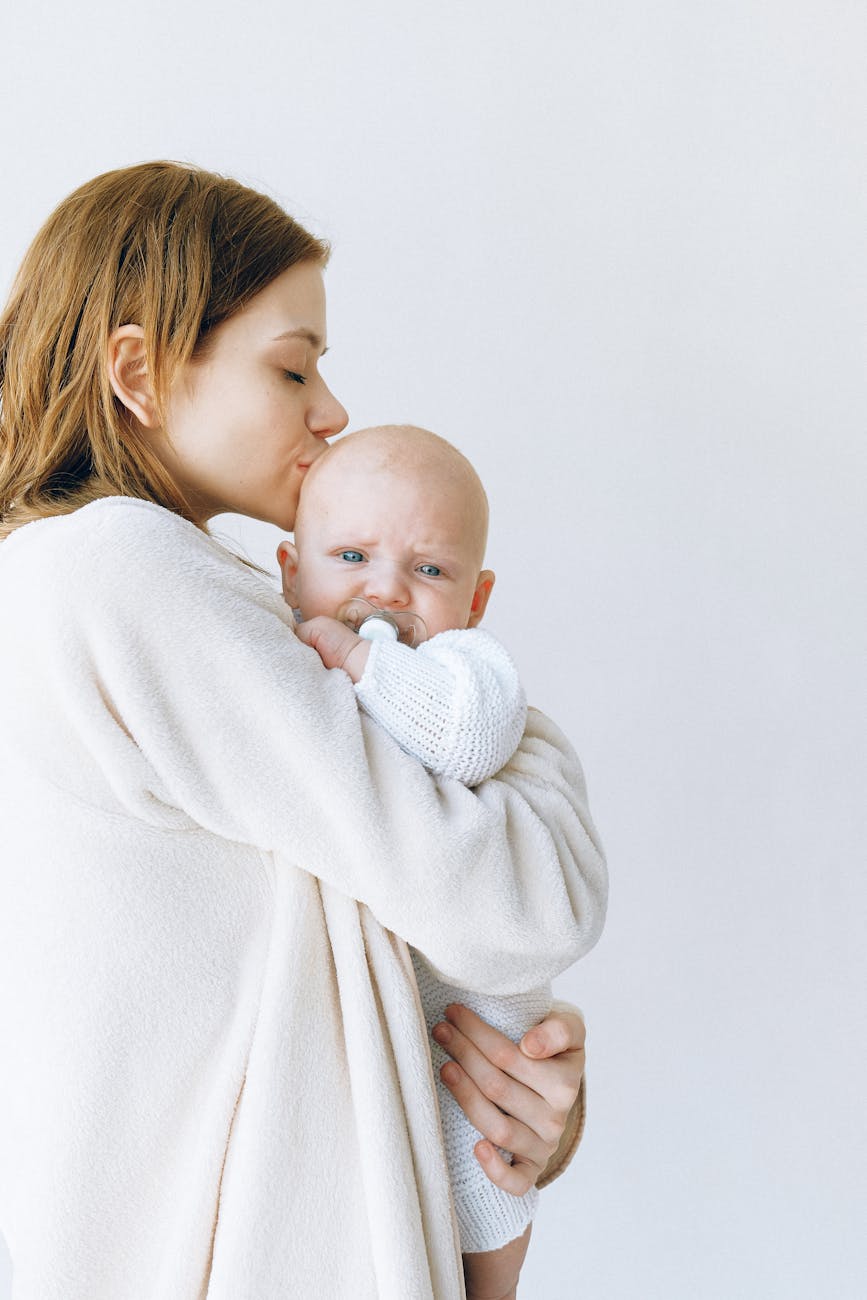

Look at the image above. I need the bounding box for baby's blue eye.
[339,550,365,563]
[418,564,442,577]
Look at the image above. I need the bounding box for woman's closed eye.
[284,370,306,385]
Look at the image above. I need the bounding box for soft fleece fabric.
[0,498,607,1300]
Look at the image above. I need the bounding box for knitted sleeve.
[354,629,527,786]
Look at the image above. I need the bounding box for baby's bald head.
[281,423,496,638]
[297,425,490,567]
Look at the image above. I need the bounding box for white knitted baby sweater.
[354,630,527,788]
[355,634,553,1252]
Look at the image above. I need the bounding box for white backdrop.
[1,3,865,1297]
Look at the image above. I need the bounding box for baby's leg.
[410,948,552,1253]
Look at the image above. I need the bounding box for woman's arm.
[25,500,607,993]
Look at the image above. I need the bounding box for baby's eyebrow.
[271,328,328,356]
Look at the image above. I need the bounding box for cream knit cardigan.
[0,498,607,1300]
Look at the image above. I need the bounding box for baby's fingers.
[294,616,368,676]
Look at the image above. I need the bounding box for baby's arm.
[413,949,552,1253]
[295,617,527,786]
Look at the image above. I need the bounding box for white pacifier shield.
[358,614,400,643]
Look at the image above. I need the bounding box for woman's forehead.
[225,262,328,342]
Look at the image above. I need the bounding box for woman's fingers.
[520,1007,586,1060]
[438,1060,551,1191]
[439,1004,546,1092]
[472,1138,542,1198]
[433,1003,589,1193]
[441,1003,582,1117]
[433,1023,565,1153]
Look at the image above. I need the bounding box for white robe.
[0,498,607,1299]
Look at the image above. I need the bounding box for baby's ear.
[467,570,495,628]
[275,540,300,606]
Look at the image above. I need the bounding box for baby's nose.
[363,563,410,608]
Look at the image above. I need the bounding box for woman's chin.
[240,496,298,532]
[267,506,298,532]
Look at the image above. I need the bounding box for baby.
[277,424,555,1255]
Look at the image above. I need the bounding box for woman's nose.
[307,382,348,441]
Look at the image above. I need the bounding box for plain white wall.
[1,3,865,1297]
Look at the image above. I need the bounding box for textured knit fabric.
[355,632,527,787]
[0,498,608,1300]
[410,954,552,1251]
[356,632,552,1250]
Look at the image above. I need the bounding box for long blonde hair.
[0,161,329,539]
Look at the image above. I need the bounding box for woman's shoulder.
[5,496,214,558]
[2,496,283,616]
[5,496,251,573]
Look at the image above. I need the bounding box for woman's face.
[159,261,348,529]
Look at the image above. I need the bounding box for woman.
[0,162,607,1299]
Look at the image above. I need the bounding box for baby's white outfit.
[354,629,553,1252]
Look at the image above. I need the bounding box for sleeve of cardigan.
[33,501,607,995]
[353,629,527,786]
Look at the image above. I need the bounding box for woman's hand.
[432,1003,586,1194]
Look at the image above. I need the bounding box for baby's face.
[281,455,493,640]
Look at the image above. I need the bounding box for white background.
[1,3,865,1297]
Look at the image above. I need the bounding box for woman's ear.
[467,570,495,627]
[106,325,159,429]
[276,540,301,607]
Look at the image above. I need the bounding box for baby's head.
[277,425,495,640]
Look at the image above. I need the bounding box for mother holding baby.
[0,163,606,1300]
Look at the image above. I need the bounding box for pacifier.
[336,597,428,647]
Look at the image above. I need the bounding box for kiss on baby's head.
[277,425,496,641]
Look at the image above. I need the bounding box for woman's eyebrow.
[271,328,328,355]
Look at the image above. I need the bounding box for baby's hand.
[295,615,371,683]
